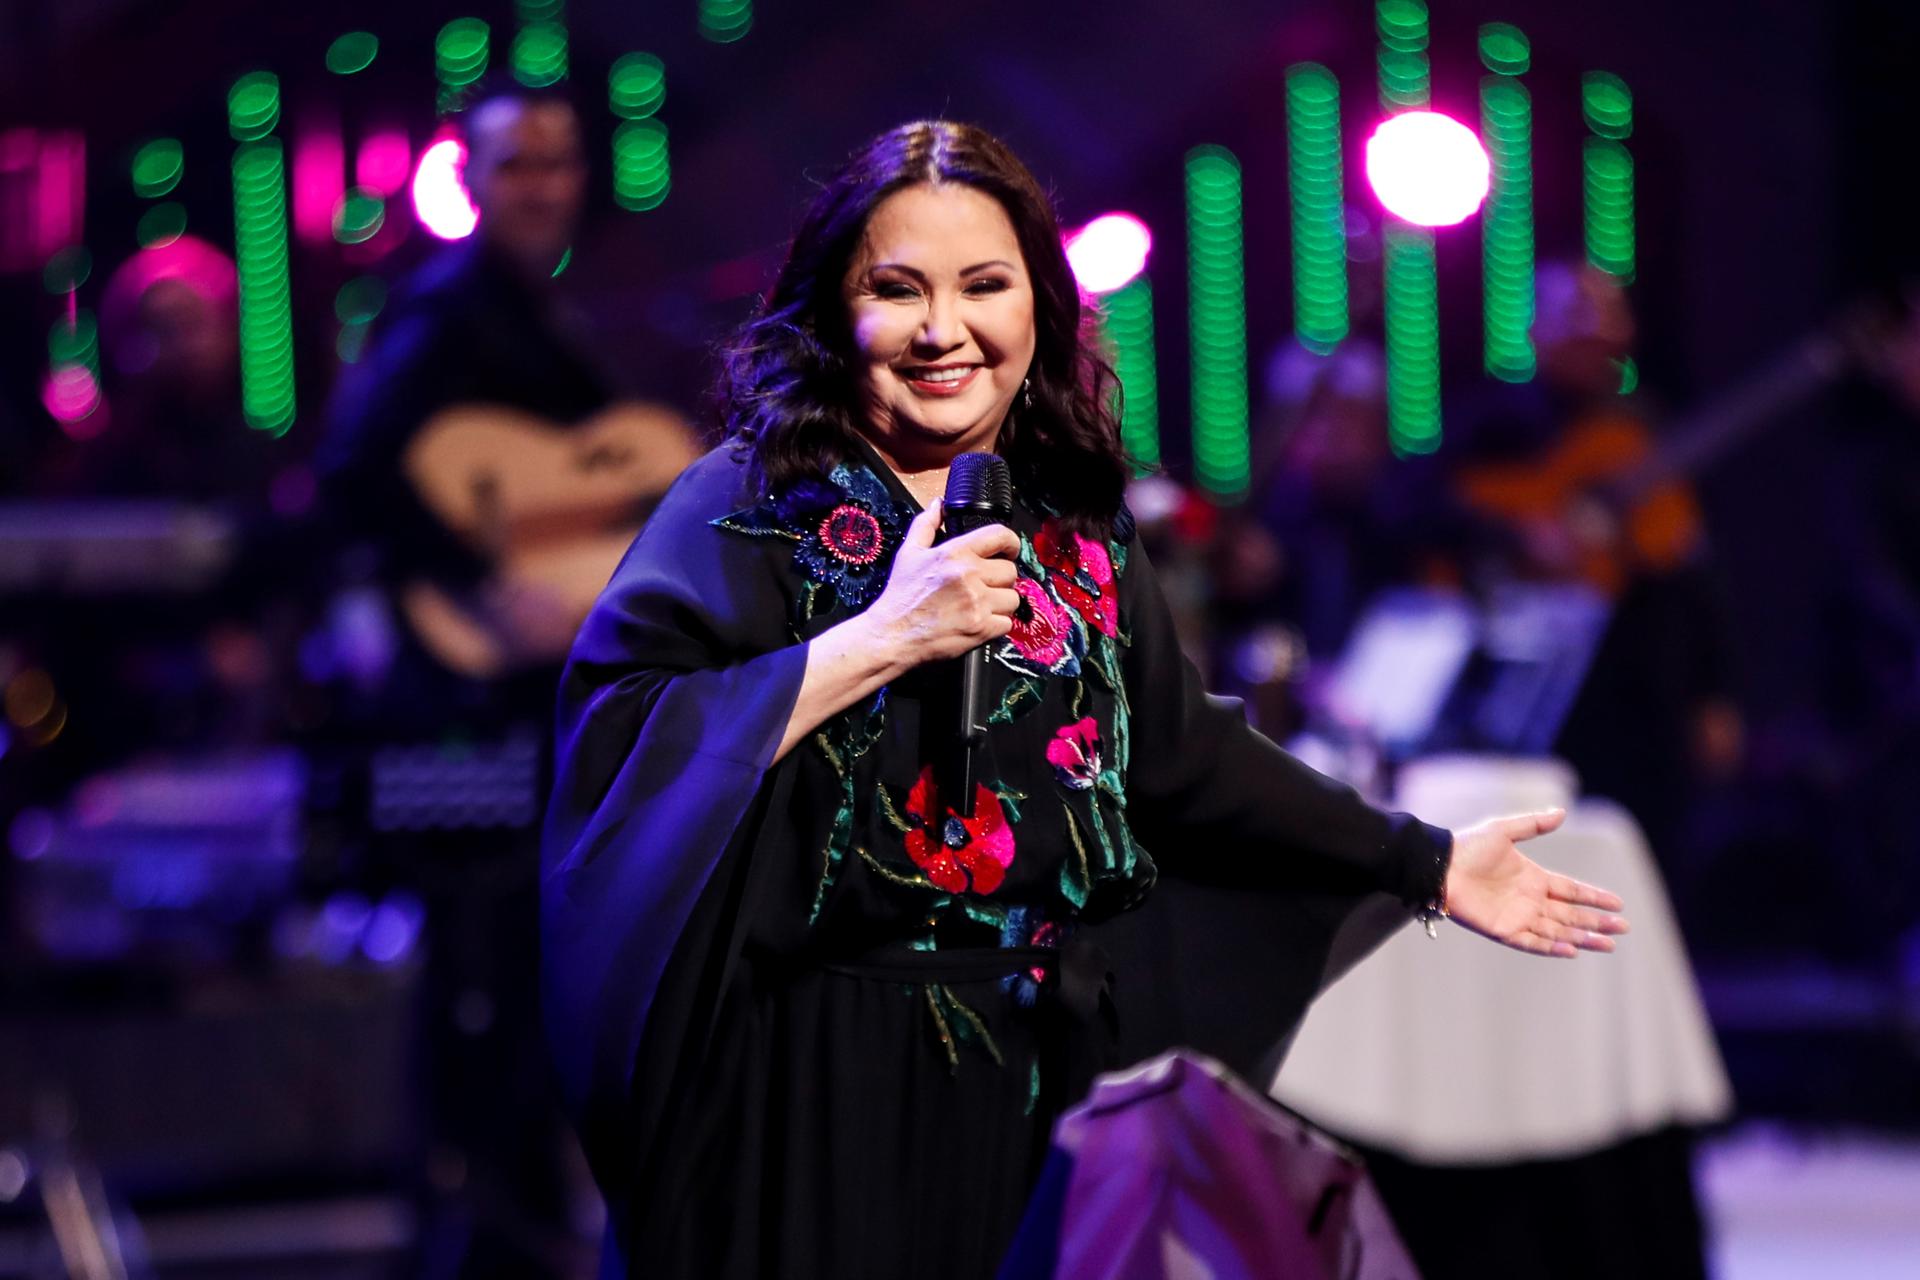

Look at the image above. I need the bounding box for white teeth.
[903,366,974,383]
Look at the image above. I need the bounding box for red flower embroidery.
[818,503,885,566]
[903,766,1016,894]
[1034,520,1119,636]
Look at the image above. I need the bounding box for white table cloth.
[1270,755,1733,1163]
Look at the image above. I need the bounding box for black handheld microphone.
[941,453,1013,818]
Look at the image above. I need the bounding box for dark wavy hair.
[715,120,1131,538]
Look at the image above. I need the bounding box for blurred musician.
[1447,262,1744,854]
[318,84,637,1279]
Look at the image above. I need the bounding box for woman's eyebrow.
[864,260,1017,279]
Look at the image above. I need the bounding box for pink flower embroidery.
[1045,718,1102,791]
[1006,578,1074,671]
[903,766,1016,895]
[1035,520,1119,636]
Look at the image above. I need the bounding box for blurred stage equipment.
[2,752,422,1276]
[11,751,302,963]
[1311,585,1612,764]
[0,503,234,597]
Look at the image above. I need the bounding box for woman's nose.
[915,289,964,353]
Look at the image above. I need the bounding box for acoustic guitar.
[399,400,701,678]
[1455,305,1897,596]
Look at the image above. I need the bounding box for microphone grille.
[946,452,1012,515]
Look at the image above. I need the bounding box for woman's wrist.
[828,610,913,686]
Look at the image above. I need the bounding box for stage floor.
[1701,1124,1920,1280]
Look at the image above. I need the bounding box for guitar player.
[318,83,620,1278]
[1446,260,1746,858]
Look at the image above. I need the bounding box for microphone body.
[940,454,1014,818]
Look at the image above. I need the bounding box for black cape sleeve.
[1091,534,1452,1084]
[540,447,807,1197]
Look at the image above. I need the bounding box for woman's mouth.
[897,364,981,397]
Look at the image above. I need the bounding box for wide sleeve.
[1121,536,1451,904]
[539,448,808,1194]
[1092,535,1452,1086]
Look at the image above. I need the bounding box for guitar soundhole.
[579,442,633,472]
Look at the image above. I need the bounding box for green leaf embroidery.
[808,800,852,923]
[1086,795,1119,875]
[987,676,1045,726]
[961,899,1008,931]
[937,985,1004,1066]
[923,986,959,1071]
[806,691,888,923]
[876,782,913,833]
[855,844,936,890]
[1059,803,1091,909]
[710,507,804,541]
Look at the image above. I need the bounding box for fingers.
[1546,901,1631,936]
[903,504,942,549]
[1546,873,1625,913]
[977,557,1019,589]
[984,587,1022,618]
[949,523,1021,560]
[1519,910,1621,958]
[1510,930,1574,959]
[1498,808,1567,842]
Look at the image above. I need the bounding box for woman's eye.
[965,278,1010,296]
[873,281,920,301]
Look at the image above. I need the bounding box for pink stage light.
[1364,111,1490,228]
[357,129,412,198]
[293,124,346,246]
[42,364,105,435]
[411,138,477,240]
[1064,213,1152,294]
[36,131,86,263]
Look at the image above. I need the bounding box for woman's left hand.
[1443,809,1629,958]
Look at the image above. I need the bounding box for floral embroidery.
[999,578,1084,677]
[807,690,888,922]
[1034,520,1119,637]
[903,765,1016,895]
[999,905,1063,1007]
[713,462,906,615]
[1045,718,1101,791]
[817,503,886,565]
[787,466,906,610]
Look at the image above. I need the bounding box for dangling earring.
[1020,377,1034,410]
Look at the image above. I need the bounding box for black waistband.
[822,945,1058,984]
[823,935,1113,1029]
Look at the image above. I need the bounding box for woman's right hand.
[861,505,1022,667]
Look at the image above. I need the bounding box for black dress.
[542,440,1451,1278]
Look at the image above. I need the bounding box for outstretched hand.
[1443,809,1629,958]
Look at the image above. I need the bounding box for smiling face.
[842,182,1037,473]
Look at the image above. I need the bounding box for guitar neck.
[1614,330,1849,503]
